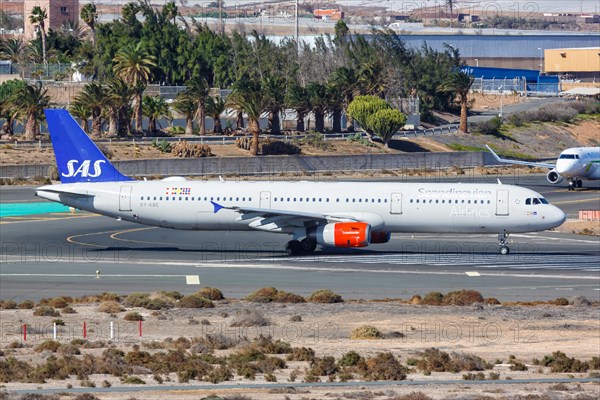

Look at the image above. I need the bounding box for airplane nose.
[548,206,566,228]
[555,160,575,175]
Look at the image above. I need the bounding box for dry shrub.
[391,392,434,400]
[230,309,271,327]
[48,297,71,308]
[198,333,241,350]
[359,352,408,380]
[178,294,214,309]
[409,295,422,305]
[554,297,569,306]
[124,312,144,321]
[308,356,338,376]
[124,292,174,310]
[33,306,60,317]
[98,301,123,313]
[484,297,501,305]
[245,287,305,303]
[171,140,212,158]
[415,348,453,372]
[197,287,224,300]
[451,352,490,371]
[540,351,589,373]
[286,347,315,362]
[350,325,383,340]
[35,340,62,353]
[0,300,17,309]
[442,290,484,306]
[421,291,444,305]
[18,300,36,309]
[307,289,343,303]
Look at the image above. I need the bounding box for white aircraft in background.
[486,145,600,191]
[36,110,565,256]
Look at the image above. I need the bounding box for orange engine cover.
[316,222,371,248]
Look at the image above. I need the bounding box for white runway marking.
[185,275,201,285]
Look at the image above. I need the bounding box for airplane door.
[495,190,509,216]
[259,191,271,209]
[390,193,403,214]
[119,186,132,211]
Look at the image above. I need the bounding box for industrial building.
[23,0,79,40]
[544,47,600,80]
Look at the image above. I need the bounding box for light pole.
[498,85,504,117]
[474,58,479,67]
[537,47,543,73]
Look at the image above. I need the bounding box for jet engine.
[315,222,371,248]
[546,169,563,184]
[370,231,391,244]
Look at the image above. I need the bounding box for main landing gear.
[498,233,510,255]
[568,178,582,191]
[285,237,317,256]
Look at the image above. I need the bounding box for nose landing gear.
[498,233,510,255]
[568,178,583,191]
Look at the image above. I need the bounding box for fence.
[471,77,560,96]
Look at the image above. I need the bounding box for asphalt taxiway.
[1,175,598,301]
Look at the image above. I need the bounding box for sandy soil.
[1,300,598,399]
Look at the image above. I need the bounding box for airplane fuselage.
[36,180,565,235]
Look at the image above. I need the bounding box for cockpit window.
[559,154,579,159]
[539,198,549,204]
[532,198,541,205]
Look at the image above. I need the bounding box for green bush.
[540,351,589,372]
[178,295,214,309]
[308,356,338,376]
[338,351,363,367]
[307,289,343,303]
[475,116,502,136]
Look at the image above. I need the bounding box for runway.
[1,175,599,302]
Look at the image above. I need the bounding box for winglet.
[211,201,224,214]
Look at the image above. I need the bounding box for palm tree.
[262,75,286,135]
[12,82,51,141]
[142,96,170,133]
[226,77,268,155]
[106,78,134,137]
[0,38,24,64]
[172,92,196,135]
[73,82,109,136]
[331,67,358,131]
[438,71,474,133]
[69,103,91,134]
[285,83,310,132]
[113,43,157,132]
[29,6,48,66]
[206,95,226,134]
[0,80,26,136]
[184,76,209,135]
[80,3,98,46]
[306,82,328,133]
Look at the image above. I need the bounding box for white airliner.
[36,110,566,255]
[486,145,600,191]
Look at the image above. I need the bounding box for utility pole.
[295,0,299,53]
[219,0,224,35]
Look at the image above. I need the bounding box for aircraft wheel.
[300,238,317,253]
[577,179,583,188]
[285,240,302,256]
[499,245,510,255]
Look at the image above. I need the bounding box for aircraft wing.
[212,201,358,231]
[485,145,555,169]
